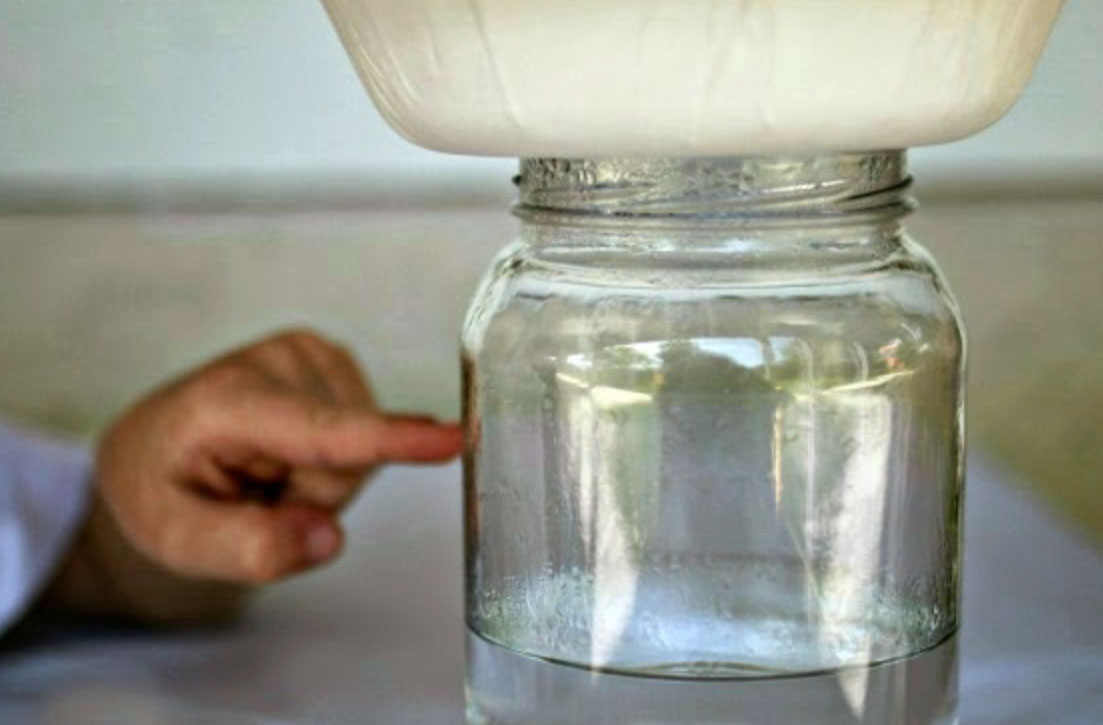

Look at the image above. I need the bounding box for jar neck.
[515,153,913,228]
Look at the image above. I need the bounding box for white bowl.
[322,0,1065,157]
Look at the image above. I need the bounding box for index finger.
[191,389,463,470]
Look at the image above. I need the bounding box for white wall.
[1,0,1100,188]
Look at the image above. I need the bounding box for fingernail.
[305,524,340,563]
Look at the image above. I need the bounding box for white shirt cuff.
[0,422,93,634]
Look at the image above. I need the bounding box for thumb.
[144,491,345,584]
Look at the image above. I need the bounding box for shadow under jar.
[462,154,965,725]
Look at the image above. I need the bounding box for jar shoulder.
[463,236,964,365]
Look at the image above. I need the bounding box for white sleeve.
[0,421,92,635]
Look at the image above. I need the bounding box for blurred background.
[1,0,1100,542]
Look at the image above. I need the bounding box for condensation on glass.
[462,154,965,724]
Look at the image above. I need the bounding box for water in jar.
[463,272,963,723]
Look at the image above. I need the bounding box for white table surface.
[1,458,1100,724]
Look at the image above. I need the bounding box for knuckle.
[167,366,245,437]
[272,327,325,350]
[195,362,252,398]
[323,344,372,397]
[334,345,368,381]
[327,340,356,363]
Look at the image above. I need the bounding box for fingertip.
[401,419,465,462]
[434,422,465,458]
[303,520,343,564]
[349,415,462,465]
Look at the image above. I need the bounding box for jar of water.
[461,154,964,724]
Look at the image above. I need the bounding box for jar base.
[465,628,958,724]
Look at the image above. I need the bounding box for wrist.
[43,491,251,626]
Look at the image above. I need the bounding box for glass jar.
[462,154,965,724]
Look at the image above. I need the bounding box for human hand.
[45,330,462,623]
